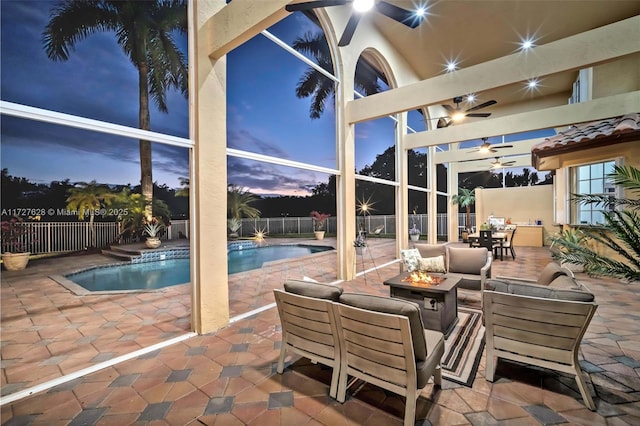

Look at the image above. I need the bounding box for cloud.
[227,127,289,158]
[227,157,327,197]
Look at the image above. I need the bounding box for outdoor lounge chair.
[334,293,444,426]
[273,280,342,398]
[483,276,598,410]
[370,224,385,237]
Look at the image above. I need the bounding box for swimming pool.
[227,244,332,274]
[68,258,190,292]
[64,244,333,292]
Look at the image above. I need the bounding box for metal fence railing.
[4,214,477,255]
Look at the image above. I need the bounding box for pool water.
[227,244,331,274]
[67,244,333,292]
[69,259,190,292]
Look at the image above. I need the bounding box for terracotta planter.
[314,231,325,240]
[145,238,162,249]
[2,252,30,271]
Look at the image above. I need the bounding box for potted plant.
[353,233,367,254]
[409,224,421,241]
[1,216,33,270]
[452,187,479,242]
[549,228,588,272]
[143,220,165,249]
[227,218,241,239]
[310,211,330,240]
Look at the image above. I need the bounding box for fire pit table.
[383,271,460,338]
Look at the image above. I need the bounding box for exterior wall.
[475,186,555,245]
[591,53,640,99]
[552,140,640,262]
[554,140,640,225]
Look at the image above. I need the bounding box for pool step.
[101,249,139,261]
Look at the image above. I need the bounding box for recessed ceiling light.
[353,0,374,12]
[415,7,426,17]
[521,39,534,50]
[445,61,457,72]
[527,79,538,88]
[466,94,476,102]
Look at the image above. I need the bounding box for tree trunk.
[466,207,472,232]
[138,61,153,222]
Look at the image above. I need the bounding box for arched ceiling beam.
[208,0,290,60]
[406,91,640,149]
[346,15,640,124]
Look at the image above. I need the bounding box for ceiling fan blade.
[466,100,497,112]
[442,104,455,113]
[375,1,422,28]
[285,0,348,12]
[338,12,361,46]
[491,144,514,149]
[466,113,491,118]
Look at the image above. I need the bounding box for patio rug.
[441,307,485,387]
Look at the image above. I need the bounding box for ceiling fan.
[437,96,497,128]
[489,157,516,169]
[468,137,513,154]
[285,0,425,47]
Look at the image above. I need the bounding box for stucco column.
[448,162,459,242]
[396,112,409,253]
[190,0,229,333]
[336,53,356,281]
[427,145,438,243]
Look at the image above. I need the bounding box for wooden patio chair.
[333,294,444,426]
[483,280,598,410]
[274,283,342,398]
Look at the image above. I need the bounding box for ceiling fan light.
[353,0,374,12]
[451,111,465,122]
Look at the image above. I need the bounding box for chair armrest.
[494,275,537,284]
[479,252,493,291]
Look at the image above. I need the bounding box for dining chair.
[497,226,517,260]
[478,230,494,252]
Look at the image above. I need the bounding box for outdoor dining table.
[468,231,507,260]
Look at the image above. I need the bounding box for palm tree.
[292,32,381,119]
[66,181,116,247]
[227,185,260,220]
[550,165,640,281]
[175,177,189,197]
[43,0,188,221]
[451,187,478,233]
[111,188,171,242]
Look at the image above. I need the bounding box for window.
[574,160,616,225]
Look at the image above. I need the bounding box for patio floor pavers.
[1,239,639,424]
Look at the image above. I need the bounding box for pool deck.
[1,238,639,424]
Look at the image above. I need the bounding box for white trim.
[227,147,340,175]
[0,101,193,149]
[261,30,339,84]
[355,174,400,187]
[407,184,430,193]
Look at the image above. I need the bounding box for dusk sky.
[1,0,418,197]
